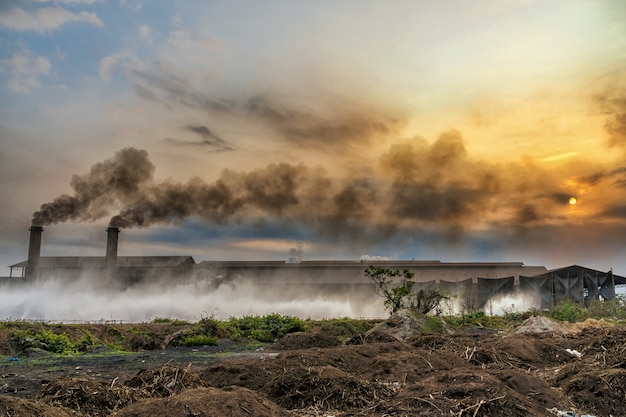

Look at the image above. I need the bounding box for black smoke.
[32,148,154,226]
[32,133,577,242]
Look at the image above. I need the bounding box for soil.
[2,316,625,417]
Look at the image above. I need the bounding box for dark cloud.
[126,62,403,150]
[596,91,626,149]
[244,95,398,147]
[380,131,498,224]
[600,204,626,220]
[579,166,626,187]
[164,125,233,151]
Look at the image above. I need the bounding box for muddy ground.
[1,316,625,417]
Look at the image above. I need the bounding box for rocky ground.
[1,313,625,417]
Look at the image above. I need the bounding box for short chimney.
[26,225,44,280]
[106,227,120,268]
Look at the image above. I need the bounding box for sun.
[568,197,577,205]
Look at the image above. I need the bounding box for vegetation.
[151,317,190,325]
[179,334,219,347]
[314,318,378,338]
[9,329,75,355]
[445,310,525,330]
[224,314,308,342]
[1,297,624,357]
[587,297,626,320]
[546,299,589,323]
[365,266,450,314]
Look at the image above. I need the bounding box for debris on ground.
[124,363,205,397]
[37,377,148,416]
[2,323,626,416]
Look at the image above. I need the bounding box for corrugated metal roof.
[536,264,626,285]
[9,256,195,268]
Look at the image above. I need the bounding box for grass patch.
[224,314,308,343]
[179,334,219,347]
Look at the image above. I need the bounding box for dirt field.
[1,315,625,417]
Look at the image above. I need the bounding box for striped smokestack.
[26,225,44,280]
[106,227,120,269]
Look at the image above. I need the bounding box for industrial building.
[2,226,624,311]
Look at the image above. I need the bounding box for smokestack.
[106,227,120,269]
[26,225,44,280]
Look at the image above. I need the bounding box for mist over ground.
[0,272,387,322]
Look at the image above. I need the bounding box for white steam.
[0,273,386,322]
[483,292,540,316]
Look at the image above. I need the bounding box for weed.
[180,334,219,347]
[225,314,307,342]
[546,300,588,323]
[151,317,190,325]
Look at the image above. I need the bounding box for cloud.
[243,95,401,149]
[99,52,131,81]
[164,125,233,151]
[579,166,626,188]
[35,1,98,4]
[120,58,404,150]
[596,89,626,150]
[0,5,103,32]
[1,51,51,94]
[138,24,151,42]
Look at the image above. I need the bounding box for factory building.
[3,226,624,311]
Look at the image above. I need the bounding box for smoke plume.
[32,133,579,242]
[32,148,154,226]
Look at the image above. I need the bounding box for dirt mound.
[555,366,626,416]
[357,348,467,383]
[511,316,573,334]
[111,386,290,417]
[37,377,148,416]
[489,333,573,368]
[513,316,616,336]
[200,356,287,390]
[358,309,454,343]
[550,326,626,416]
[200,341,415,390]
[125,364,205,397]
[271,331,341,350]
[263,365,397,411]
[0,394,78,417]
[569,317,614,332]
[388,368,558,417]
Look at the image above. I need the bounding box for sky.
[1,0,625,276]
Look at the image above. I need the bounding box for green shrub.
[225,314,307,342]
[547,300,588,323]
[317,318,377,337]
[587,297,626,319]
[180,334,219,347]
[422,316,445,334]
[198,317,223,337]
[76,333,97,352]
[35,330,74,354]
[10,329,75,354]
[151,317,190,325]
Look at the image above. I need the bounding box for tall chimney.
[26,225,44,280]
[106,227,120,269]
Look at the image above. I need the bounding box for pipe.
[26,225,44,280]
[106,227,120,268]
